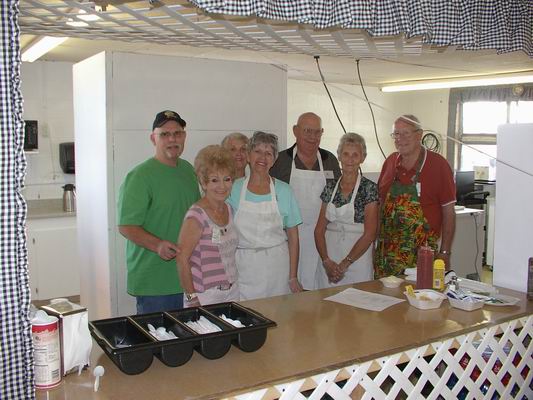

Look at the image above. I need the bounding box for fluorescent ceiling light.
[381,73,533,92]
[77,10,100,22]
[21,36,68,62]
[67,19,89,27]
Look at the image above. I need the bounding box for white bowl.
[449,297,484,311]
[404,289,447,310]
[379,276,404,288]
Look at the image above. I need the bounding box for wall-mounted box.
[24,120,38,151]
[59,142,75,174]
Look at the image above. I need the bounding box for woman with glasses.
[374,115,456,278]
[177,145,239,307]
[228,131,304,300]
[314,133,378,288]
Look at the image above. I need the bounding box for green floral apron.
[374,152,438,278]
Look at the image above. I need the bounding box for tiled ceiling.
[19,0,533,85]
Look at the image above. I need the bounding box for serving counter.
[37,280,533,399]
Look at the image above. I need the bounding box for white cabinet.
[27,217,80,300]
[493,123,533,292]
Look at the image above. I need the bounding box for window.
[459,100,533,180]
[510,101,533,123]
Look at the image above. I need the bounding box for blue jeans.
[135,293,183,314]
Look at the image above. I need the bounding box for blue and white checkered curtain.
[0,1,34,399]
[189,0,533,56]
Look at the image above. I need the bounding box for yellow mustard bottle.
[433,259,445,291]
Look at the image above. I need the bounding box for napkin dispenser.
[40,299,92,375]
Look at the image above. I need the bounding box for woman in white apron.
[314,133,379,288]
[228,132,304,300]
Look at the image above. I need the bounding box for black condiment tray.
[89,302,276,375]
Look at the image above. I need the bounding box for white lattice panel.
[230,315,533,400]
[19,0,431,59]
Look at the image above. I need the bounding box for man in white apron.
[270,113,341,290]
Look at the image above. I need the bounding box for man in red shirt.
[374,115,456,278]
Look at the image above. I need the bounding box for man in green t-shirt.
[118,110,200,314]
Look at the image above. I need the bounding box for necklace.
[206,202,227,226]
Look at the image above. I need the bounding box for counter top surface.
[37,281,532,400]
[27,199,76,219]
[455,206,484,215]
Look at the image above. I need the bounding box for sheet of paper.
[324,288,405,311]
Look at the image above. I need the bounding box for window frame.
[447,84,533,173]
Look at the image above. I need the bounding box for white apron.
[234,176,290,300]
[289,146,327,290]
[316,174,373,288]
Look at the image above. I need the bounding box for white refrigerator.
[493,123,533,292]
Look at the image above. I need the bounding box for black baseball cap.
[152,110,186,130]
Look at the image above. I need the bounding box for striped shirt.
[184,205,238,292]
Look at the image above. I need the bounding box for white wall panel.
[73,52,113,319]
[287,80,449,174]
[111,53,287,136]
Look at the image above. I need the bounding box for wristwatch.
[185,292,198,302]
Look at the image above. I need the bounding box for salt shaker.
[448,275,459,293]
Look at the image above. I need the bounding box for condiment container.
[448,297,484,311]
[416,245,434,289]
[32,311,62,389]
[404,289,446,310]
[40,298,91,376]
[433,259,445,291]
[379,276,404,288]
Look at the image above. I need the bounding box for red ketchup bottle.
[416,244,434,290]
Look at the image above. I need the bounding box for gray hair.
[249,131,279,159]
[221,132,249,149]
[337,132,367,158]
[397,114,422,130]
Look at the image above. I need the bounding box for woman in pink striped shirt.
[177,145,240,307]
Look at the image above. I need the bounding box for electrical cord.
[309,56,533,179]
[422,130,441,153]
[355,59,386,159]
[314,56,346,134]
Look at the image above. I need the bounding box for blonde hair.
[221,132,249,149]
[194,145,236,184]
